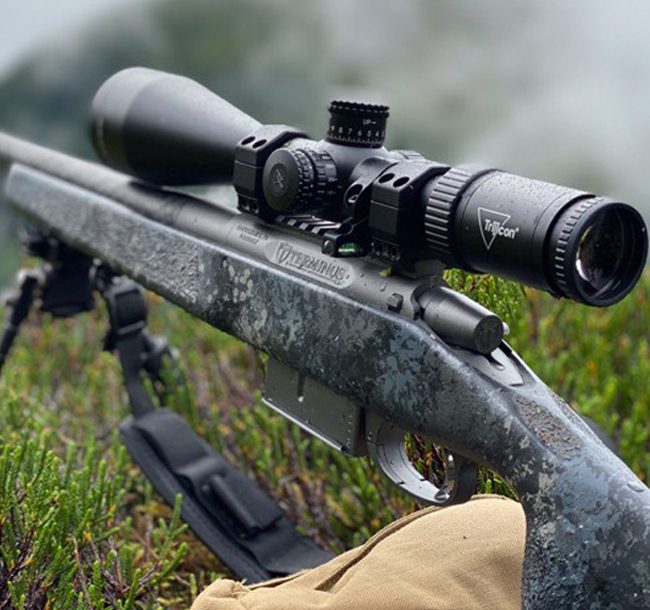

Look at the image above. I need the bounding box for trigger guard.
[366,417,478,506]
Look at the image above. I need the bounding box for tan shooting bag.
[192,495,525,610]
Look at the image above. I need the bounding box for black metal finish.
[424,169,648,306]
[92,68,261,185]
[233,125,308,221]
[419,286,504,355]
[0,271,39,373]
[262,147,338,214]
[0,233,95,373]
[368,158,448,264]
[89,69,648,304]
[101,278,158,418]
[26,234,96,318]
[326,100,389,148]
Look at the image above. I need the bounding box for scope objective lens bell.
[91,67,261,185]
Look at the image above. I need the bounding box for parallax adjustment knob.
[326,100,389,148]
[262,147,337,213]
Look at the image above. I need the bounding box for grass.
[0,267,648,608]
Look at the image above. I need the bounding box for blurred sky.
[2,0,650,232]
[0,0,139,78]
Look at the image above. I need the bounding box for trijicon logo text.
[478,207,520,250]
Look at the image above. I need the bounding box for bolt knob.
[326,100,389,148]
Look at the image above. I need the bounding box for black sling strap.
[102,276,333,582]
[0,244,333,583]
[120,410,331,581]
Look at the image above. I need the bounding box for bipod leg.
[98,272,186,418]
[0,232,95,376]
[0,269,41,375]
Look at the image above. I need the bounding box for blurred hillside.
[0,0,537,158]
[2,1,650,286]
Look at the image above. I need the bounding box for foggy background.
[1,0,649,285]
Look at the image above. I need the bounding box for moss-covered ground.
[0,269,647,608]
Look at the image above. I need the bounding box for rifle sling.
[120,410,333,582]
[104,277,334,582]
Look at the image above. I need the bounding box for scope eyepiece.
[424,169,648,306]
[549,200,646,306]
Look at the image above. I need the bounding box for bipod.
[0,233,333,583]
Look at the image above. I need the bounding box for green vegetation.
[0,269,648,608]
[511,284,650,479]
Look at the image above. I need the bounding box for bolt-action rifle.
[0,68,649,609]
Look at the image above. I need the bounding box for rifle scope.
[92,68,648,306]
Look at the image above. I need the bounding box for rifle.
[0,67,649,609]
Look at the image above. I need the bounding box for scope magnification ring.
[424,167,476,262]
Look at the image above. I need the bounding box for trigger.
[366,414,478,506]
[443,452,479,505]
